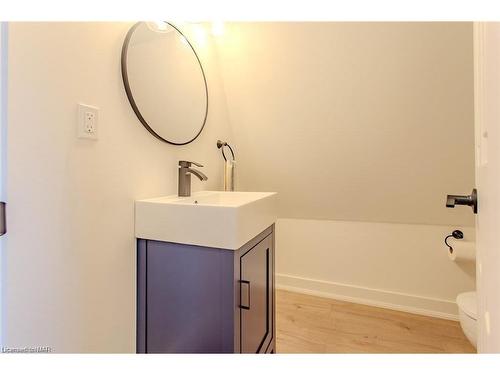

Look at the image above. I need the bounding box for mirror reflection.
[121,22,208,145]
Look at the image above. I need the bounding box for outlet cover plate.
[78,103,99,140]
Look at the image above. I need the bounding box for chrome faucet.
[178,161,208,197]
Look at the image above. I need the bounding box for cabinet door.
[240,234,273,353]
[145,241,235,353]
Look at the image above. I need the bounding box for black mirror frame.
[121,22,209,146]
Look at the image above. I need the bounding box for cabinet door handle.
[239,280,251,310]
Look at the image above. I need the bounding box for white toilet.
[456,291,477,348]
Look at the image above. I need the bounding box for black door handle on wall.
[446,188,478,214]
[239,280,251,310]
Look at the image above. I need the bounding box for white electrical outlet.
[78,103,99,140]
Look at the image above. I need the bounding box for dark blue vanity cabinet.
[136,225,275,353]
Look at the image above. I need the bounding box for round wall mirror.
[121,22,208,145]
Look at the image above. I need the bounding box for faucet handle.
[179,160,204,168]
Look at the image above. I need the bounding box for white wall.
[217,22,474,226]
[215,22,476,317]
[276,219,475,319]
[3,22,232,352]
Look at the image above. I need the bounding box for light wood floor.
[276,289,476,353]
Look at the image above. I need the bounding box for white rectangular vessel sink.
[135,191,277,250]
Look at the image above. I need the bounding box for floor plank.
[276,289,476,353]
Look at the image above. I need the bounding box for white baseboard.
[276,273,459,321]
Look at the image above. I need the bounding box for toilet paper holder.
[444,230,464,252]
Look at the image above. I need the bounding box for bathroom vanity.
[135,191,277,353]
